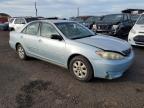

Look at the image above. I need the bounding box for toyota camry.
[9,20,134,81]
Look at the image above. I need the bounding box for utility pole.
[77,8,79,17]
[35,0,37,16]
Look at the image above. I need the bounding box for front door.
[37,22,66,65]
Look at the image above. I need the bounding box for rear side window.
[136,15,144,24]
[22,22,40,35]
[14,18,21,24]
[14,18,25,24]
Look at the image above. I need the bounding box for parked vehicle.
[0,22,9,31]
[95,14,133,37]
[128,13,144,46]
[69,17,89,27]
[9,17,39,31]
[85,16,101,29]
[9,20,134,81]
[130,14,140,24]
[0,18,9,31]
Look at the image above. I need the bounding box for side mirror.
[51,34,63,41]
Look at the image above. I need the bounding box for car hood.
[75,35,130,52]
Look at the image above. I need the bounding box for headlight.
[96,51,124,60]
[92,24,97,30]
[112,25,119,29]
[130,29,136,34]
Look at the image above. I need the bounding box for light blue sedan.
[9,20,134,81]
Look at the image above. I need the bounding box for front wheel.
[69,56,93,82]
[17,44,27,60]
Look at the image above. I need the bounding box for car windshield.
[136,15,144,24]
[102,14,123,22]
[55,22,95,39]
[131,15,139,22]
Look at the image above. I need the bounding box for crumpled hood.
[75,35,131,52]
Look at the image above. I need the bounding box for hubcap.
[73,61,87,78]
[18,46,25,59]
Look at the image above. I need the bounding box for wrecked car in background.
[85,16,101,29]
[128,13,144,46]
[0,16,9,31]
[95,14,133,37]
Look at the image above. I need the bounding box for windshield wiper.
[85,34,95,37]
[71,35,95,40]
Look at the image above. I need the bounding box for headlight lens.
[112,25,119,29]
[96,51,124,60]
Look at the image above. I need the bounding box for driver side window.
[40,23,59,38]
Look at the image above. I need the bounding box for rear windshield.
[136,15,144,24]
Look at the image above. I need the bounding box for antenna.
[77,8,79,17]
[35,0,37,16]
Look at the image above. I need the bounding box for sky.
[0,0,144,18]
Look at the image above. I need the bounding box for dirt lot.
[0,31,144,108]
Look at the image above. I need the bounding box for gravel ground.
[0,31,144,108]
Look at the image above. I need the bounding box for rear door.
[21,22,40,56]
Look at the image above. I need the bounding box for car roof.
[36,20,75,23]
[103,13,124,16]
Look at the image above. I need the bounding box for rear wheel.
[69,56,93,82]
[17,44,27,60]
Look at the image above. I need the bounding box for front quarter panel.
[64,39,102,67]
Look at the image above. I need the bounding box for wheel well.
[67,54,92,69]
[67,54,94,78]
[15,43,21,51]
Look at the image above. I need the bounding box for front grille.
[139,32,144,33]
[122,48,131,56]
[134,35,144,42]
[97,25,112,30]
[135,42,144,45]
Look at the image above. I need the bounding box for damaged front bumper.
[91,51,134,79]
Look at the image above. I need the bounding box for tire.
[16,44,27,60]
[9,28,14,31]
[69,56,93,82]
